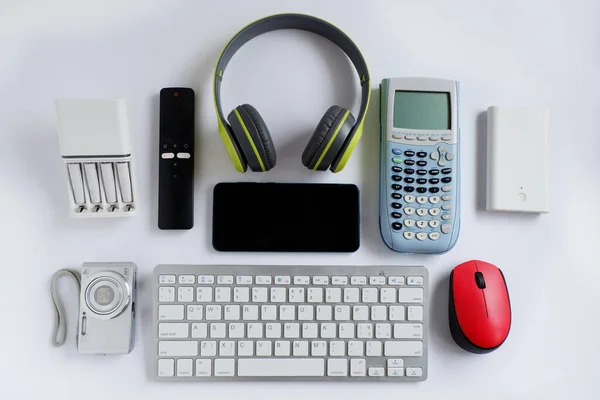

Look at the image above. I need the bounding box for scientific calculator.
[379,78,460,254]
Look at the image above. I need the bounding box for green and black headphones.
[213,13,370,173]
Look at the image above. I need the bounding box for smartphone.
[212,183,360,252]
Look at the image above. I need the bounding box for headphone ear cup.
[302,106,356,171]
[227,104,276,171]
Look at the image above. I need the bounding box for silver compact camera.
[78,262,137,354]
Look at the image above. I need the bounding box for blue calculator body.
[379,78,460,254]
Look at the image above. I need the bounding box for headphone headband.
[213,14,370,171]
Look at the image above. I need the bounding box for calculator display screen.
[393,91,450,130]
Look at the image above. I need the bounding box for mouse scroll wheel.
[474,272,486,289]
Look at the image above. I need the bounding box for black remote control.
[158,87,195,230]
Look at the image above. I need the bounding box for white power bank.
[486,106,549,213]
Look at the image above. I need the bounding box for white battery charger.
[55,99,137,217]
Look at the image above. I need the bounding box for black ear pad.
[227,104,276,171]
[302,106,356,171]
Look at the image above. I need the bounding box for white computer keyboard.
[152,265,428,381]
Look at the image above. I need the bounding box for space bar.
[238,359,325,377]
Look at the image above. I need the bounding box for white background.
[1,0,599,398]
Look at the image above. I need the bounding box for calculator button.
[416,187,427,194]
[405,134,416,140]
[429,232,440,241]
[442,168,452,174]
[442,134,452,141]
[416,208,428,216]
[416,170,427,176]
[417,178,427,184]
[442,224,452,234]
[404,151,415,157]
[392,223,402,231]
[416,232,427,241]
[392,149,402,155]
[429,187,440,193]
[392,134,403,139]
[404,160,415,166]
[391,203,402,209]
[446,152,454,161]
[391,212,402,219]
[442,214,452,220]
[403,232,415,240]
[404,195,415,203]
[416,161,427,167]
[437,158,447,167]
[392,157,402,164]
[416,152,427,158]
[416,220,428,228]
[429,220,440,228]
[429,196,440,204]
[392,193,402,200]
[430,152,439,161]
[429,135,440,141]
[404,207,415,215]
[429,208,441,216]
[438,145,447,153]
[404,177,415,184]
[429,169,440,175]
[417,196,428,204]
[442,204,452,211]
[392,184,402,191]
[392,166,402,173]
[392,175,402,182]
[429,178,439,184]
[441,177,452,183]
[417,135,428,141]
[442,195,451,201]
[404,186,415,193]
[404,219,415,227]
[442,186,452,192]
[404,169,415,175]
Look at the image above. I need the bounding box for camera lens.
[85,272,130,319]
[94,285,115,306]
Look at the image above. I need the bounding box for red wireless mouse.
[449,260,511,353]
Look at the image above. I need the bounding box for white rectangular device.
[486,106,549,213]
[152,265,429,382]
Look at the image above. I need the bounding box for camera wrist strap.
[50,269,81,347]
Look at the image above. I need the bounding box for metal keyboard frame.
[152,264,429,382]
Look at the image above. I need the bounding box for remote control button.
[429,187,440,193]
[442,186,452,192]
[442,168,452,174]
[392,149,402,155]
[429,169,440,175]
[429,208,441,216]
[404,169,415,175]
[416,208,428,217]
[392,184,402,191]
[441,224,452,234]
[392,175,402,182]
[430,152,439,161]
[442,214,451,220]
[404,159,415,166]
[391,212,402,219]
[404,151,415,157]
[404,207,415,215]
[403,232,415,240]
[416,178,427,184]
[392,166,402,173]
[442,195,451,201]
[416,187,427,194]
[392,193,402,200]
[404,177,415,184]
[416,196,428,204]
[442,204,452,211]
[446,152,454,161]
[404,195,415,203]
[417,135,427,141]
[441,177,452,183]
[392,157,402,164]
[429,232,440,241]
[404,219,415,227]
[416,232,427,241]
[404,186,415,193]
[437,158,447,167]
[392,223,402,231]
[416,220,428,228]
[416,161,427,167]
[416,170,427,176]
[416,152,427,158]
[429,178,439,184]
[161,153,175,159]
[391,203,402,209]
[429,220,440,228]
[177,153,191,159]
[429,196,440,204]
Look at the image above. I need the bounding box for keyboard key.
[159,305,184,320]
[178,275,195,285]
[394,323,423,339]
[357,323,373,339]
[196,287,213,302]
[239,359,325,377]
[214,359,235,377]
[159,275,175,284]
[330,341,346,356]
[195,359,211,377]
[284,323,300,338]
[344,288,360,302]
[335,305,351,320]
[371,305,387,320]
[302,323,318,338]
[362,288,378,303]
[350,359,366,376]
[380,288,396,303]
[398,288,424,303]
[247,323,263,338]
[332,276,348,285]
[255,276,271,284]
[407,276,424,286]
[234,287,250,302]
[366,341,382,356]
[384,341,423,357]
[307,288,323,302]
[388,368,404,377]
[289,288,305,303]
[408,306,424,321]
[375,323,391,338]
[191,323,208,338]
[159,341,198,357]
[313,276,329,285]
[159,323,188,339]
[197,275,215,284]
[293,341,309,356]
[328,359,348,376]
[294,276,310,285]
[159,287,175,302]
[348,340,364,355]
[406,367,423,377]
[326,288,342,303]
[200,341,217,356]
[186,305,203,320]
[236,275,252,285]
[215,287,231,302]
[261,305,277,320]
[219,341,235,356]
[238,341,253,356]
[353,305,369,320]
[275,276,291,284]
[351,276,367,285]
[224,305,240,320]
[298,305,314,320]
[252,288,268,302]
[275,340,290,355]
[266,323,282,338]
[210,323,226,338]
[217,275,233,284]
[205,305,221,320]
[312,341,327,356]
[256,341,272,356]
[158,359,174,377]
[339,323,355,338]
[316,305,332,320]
[369,367,385,376]
[243,305,258,320]
[279,305,295,320]
[369,276,386,285]
[389,306,405,321]
[320,323,336,338]
[270,287,286,302]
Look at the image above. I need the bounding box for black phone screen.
[212,183,360,252]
